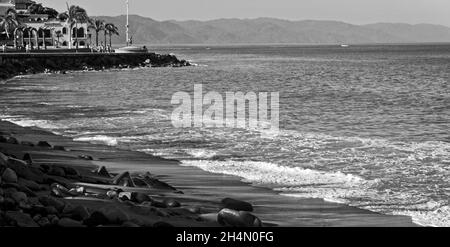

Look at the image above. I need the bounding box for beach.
[0,119,418,227]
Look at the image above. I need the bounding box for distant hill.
[93,15,450,45]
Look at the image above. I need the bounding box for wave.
[73,135,119,146]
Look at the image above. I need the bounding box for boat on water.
[115,46,148,53]
[115,0,148,54]
[340,44,350,47]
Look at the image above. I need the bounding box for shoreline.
[0,120,418,227]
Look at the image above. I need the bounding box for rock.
[142,175,177,191]
[48,215,60,225]
[68,187,85,196]
[217,209,262,227]
[112,172,136,187]
[67,205,91,221]
[84,211,109,227]
[63,166,80,177]
[18,178,41,191]
[151,201,167,208]
[37,141,52,148]
[78,155,93,160]
[7,137,19,145]
[132,177,149,187]
[28,205,48,216]
[131,192,152,204]
[1,197,17,210]
[48,166,66,177]
[100,207,130,224]
[20,141,35,147]
[53,146,66,151]
[163,199,181,208]
[58,218,85,227]
[106,190,118,199]
[4,211,39,227]
[2,168,18,183]
[22,153,33,165]
[11,191,28,204]
[96,166,110,177]
[153,221,174,228]
[0,152,8,166]
[7,158,46,183]
[38,196,66,212]
[45,206,59,216]
[37,217,51,227]
[221,198,254,212]
[118,192,132,201]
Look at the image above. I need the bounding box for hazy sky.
[40,0,450,26]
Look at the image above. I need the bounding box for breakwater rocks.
[0,52,190,81]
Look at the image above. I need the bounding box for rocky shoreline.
[0,121,264,227]
[0,52,191,81]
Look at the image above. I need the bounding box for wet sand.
[0,120,418,227]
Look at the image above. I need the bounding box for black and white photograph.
[0,0,449,238]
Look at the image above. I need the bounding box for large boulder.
[99,207,130,224]
[7,158,46,183]
[83,211,110,227]
[18,178,41,192]
[131,192,153,204]
[2,168,18,183]
[58,218,85,227]
[217,209,262,227]
[221,198,254,212]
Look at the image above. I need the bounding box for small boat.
[115,46,148,53]
[340,44,350,47]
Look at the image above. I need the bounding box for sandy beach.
[0,120,418,227]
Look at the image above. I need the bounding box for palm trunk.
[75,23,79,50]
[109,34,112,48]
[96,31,99,46]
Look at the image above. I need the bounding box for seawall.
[0,52,190,81]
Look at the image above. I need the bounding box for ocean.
[1,44,449,226]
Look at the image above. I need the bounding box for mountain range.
[93,15,450,45]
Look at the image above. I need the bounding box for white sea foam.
[185,149,218,159]
[74,135,119,146]
[180,159,373,192]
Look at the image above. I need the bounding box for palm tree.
[104,23,119,48]
[0,9,19,39]
[65,5,89,50]
[88,18,104,47]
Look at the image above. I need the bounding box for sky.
[39,0,450,26]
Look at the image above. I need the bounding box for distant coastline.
[95,15,450,45]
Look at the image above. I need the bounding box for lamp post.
[126,0,129,46]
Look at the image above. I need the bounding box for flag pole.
[126,0,129,46]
